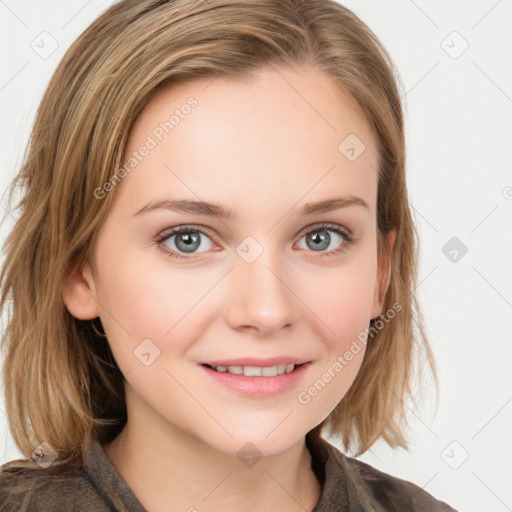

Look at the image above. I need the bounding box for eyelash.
[154,222,355,261]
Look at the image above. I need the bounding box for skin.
[62,65,395,512]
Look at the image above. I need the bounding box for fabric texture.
[0,434,457,511]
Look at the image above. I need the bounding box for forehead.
[112,65,379,220]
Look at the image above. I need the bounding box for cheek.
[299,253,377,390]
[93,248,221,368]
[96,261,170,335]
[311,255,378,342]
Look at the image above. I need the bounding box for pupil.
[308,230,329,251]
[177,232,200,252]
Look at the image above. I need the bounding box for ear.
[61,261,100,320]
[370,229,397,319]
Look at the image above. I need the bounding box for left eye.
[296,226,350,253]
[159,228,213,255]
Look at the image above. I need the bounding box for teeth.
[244,366,262,377]
[262,366,278,377]
[210,364,297,376]
[227,366,243,375]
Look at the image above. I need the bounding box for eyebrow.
[133,195,369,219]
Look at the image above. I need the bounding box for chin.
[205,428,304,460]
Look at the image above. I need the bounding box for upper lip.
[200,357,311,367]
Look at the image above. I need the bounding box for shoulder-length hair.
[1,0,435,470]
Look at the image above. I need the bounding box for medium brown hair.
[0,0,436,470]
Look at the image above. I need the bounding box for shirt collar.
[84,433,352,512]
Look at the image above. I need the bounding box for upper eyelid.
[296,222,352,237]
[156,224,216,242]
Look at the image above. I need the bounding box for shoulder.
[0,460,107,512]
[323,442,458,511]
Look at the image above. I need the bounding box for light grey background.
[1,1,511,511]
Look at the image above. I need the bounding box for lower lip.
[199,363,311,397]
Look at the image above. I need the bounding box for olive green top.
[0,434,457,511]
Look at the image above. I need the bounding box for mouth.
[201,362,307,377]
[199,359,312,396]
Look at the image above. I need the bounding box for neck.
[102,393,322,512]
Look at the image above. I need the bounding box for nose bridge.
[225,235,299,334]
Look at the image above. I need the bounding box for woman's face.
[71,65,390,457]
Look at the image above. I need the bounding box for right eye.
[155,225,217,260]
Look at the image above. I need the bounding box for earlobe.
[370,229,397,319]
[61,262,100,320]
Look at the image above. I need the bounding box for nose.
[224,245,300,336]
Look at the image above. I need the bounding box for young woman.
[0,0,456,510]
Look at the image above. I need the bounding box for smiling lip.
[198,358,312,397]
[199,356,311,367]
